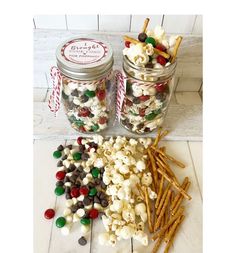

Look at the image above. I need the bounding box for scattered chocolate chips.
[83,196,91,206]
[65,193,72,199]
[61,155,68,160]
[57,160,63,167]
[89,142,98,150]
[78,145,86,153]
[57,145,64,151]
[78,236,87,246]
[56,181,64,187]
[69,164,76,171]
[63,176,70,183]
[101,199,109,208]
[71,204,79,213]
[65,186,71,193]
[87,182,95,189]
[81,153,90,161]
[94,196,100,204]
[132,97,141,104]
[71,89,79,97]
[94,178,101,185]
[80,172,87,180]
[69,175,77,184]
[77,166,84,173]
[67,144,73,150]
[80,95,89,103]
[145,62,154,68]
[77,201,84,209]
[138,32,147,42]
[101,182,107,189]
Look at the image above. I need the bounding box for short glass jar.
[120,55,177,134]
[56,37,114,133]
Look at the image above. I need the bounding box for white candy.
[64,182,72,187]
[77,195,84,201]
[63,148,70,155]
[141,172,153,186]
[72,213,80,223]
[82,177,89,185]
[66,215,73,223]
[134,203,146,215]
[94,158,105,168]
[81,224,90,234]
[98,232,110,245]
[63,208,72,216]
[85,204,93,210]
[63,159,71,168]
[84,166,91,173]
[94,203,103,210]
[136,160,146,172]
[61,224,72,236]
[65,199,73,207]
[72,197,78,205]
[76,208,85,218]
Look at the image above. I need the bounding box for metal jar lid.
[56,37,113,80]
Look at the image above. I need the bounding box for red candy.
[79,126,86,132]
[56,171,66,181]
[156,82,166,93]
[79,107,90,117]
[126,99,133,106]
[139,108,146,117]
[71,187,80,198]
[99,117,108,125]
[89,208,99,219]
[125,41,131,48]
[79,186,89,196]
[44,208,55,219]
[96,90,106,101]
[139,95,150,102]
[156,43,166,52]
[156,55,167,66]
[77,137,83,145]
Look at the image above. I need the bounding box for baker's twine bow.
[48,66,62,117]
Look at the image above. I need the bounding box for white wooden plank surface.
[66,15,98,30]
[33,101,202,141]
[176,78,202,92]
[34,139,63,253]
[33,29,202,89]
[175,92,202,105]
[163,15,196,34]
[192,15,203,35]
[99,15,131,32]
[34,15,67,29]
[188,141,203,195]
[33,88,48,102]
[130,15,163,32]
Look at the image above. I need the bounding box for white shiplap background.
[33,15,202,91]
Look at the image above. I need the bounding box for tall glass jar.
[56,37,114,133]
[120,55,177,134]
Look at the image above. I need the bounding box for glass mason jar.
[56,37,114,133]
[120,55,177,134]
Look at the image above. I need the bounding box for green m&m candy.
[89,188,97,196]
[145,37,156,47]
[53,150,62,159]
[84,90,95,98]
[73,152,82,161]
[91,124,99,132]
[80,218,91,225]
[91,167,100,178]
[145,112,157,121]
[54,186,65,196]
[56,217,66,228]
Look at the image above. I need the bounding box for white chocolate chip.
[65,215,73,223]
[76,208,85,218]
[65,199,73,207]
[81,224,90,234]
[63,208,72,216]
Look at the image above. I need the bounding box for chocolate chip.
[101,199,109,208]
[63,176,70,183]
[94,196,100,204]
[57,160,63,167]
[69,164,76,171]
[156,92,167,102]
[94,178,101,185]
[138,32,147,42]
[137,123,145,130]
[65,186,70,193]
[67,144,73,150]
[77,166,84,173]
[89,142,98,149]
[57,145,64,151]
[69,175,77,184]
[78,145,86,153]
[100,167,105,174]
[71,89,79,97]
[65,193,72,199]
[81,153,89,161]
[56,181,64,187]
[99,192,107,200]
[75,178,81,186]
[132,97,141,104]
[78,236,87,246]
[101,182,107,189]
[83,196,91,206]
[77,201,84,208]
[71,204,79,213]
[61,155,68,160]
[80,95,89,103]
[80,172,86,180]
[144,127,151,132]
[145,62,154,68]
[87,182,95,189]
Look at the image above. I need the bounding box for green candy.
[74,119,85,127]
[91,167,100,178]
[73,152,82,161]
[91,124,99,132]
[145,37,156,47]
[145,112,157,121]
[62,91,69,100]
[80,218,91,225]
[53,150,62,159]
[54,186,65,196]
[89,188,97,196]
[126,81,131,93]
[84,90,95,98]
[56,217,66,228]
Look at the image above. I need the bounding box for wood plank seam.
[97,15,99,31]
[161,15,165,26]
[129,15,132,32]
[187,141,203,201]
[65,15,68,30]
[191,16,198,34]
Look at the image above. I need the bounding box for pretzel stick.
[153,127,162,147]
[153,147,185,169]
[170,36,183,63]
[144,186,153,233]
[156,183,171,216]
[156,168,192,200]
[123,36,171,59]
[155,176,164,209]
[171,181,191,215]
[152,206,184,241]
[156,156,175,179]
[136,183,145,199]
[160,146,166,152]
[148,150,158,192]
[159,130,169,142]
[151,236,164,253]
[154,190,172,231]
[165,214,185,243]
[142,18,150,33]
[170,177,188,210]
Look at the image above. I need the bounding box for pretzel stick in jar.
[170,36,183,63]
[153,127,162,147]
[142,18,150,33]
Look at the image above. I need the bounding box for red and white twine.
[48,66,62,116]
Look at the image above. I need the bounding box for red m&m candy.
[156,55,167,66]
[77,137,83,145]
[89,208,99,219]
[79,186,89,196]
[71,187,80,198]
[156,43,166,52]
[139,108,146,117]
[99,117,108,125]
[44,208,55,219]
[139,95,150,102]
[125,41,131,48]
[96,90,106,101]
[56,171,66,181]
[156,83,166,93]
[79,107,90,117]
[79,126,86,132]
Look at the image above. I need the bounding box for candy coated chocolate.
[89,188,97,196]
[56,217,66,228]
[91,167,100,178]
[54,186,65,196]
[80,218,91,225]
[145,37,156,47]
[71,187,80,198]
[138,32,147,42]
[79,186,89,196]
[84,90,95,98]
[53,150,62,159]
[73,152,82,161]
[44,208,55,219]
[78,236,87,246]
[56,171,66,181]
[89,209,99,219]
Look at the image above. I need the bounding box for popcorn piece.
[136,160,146,172]
[119,225,135,239]
[141,172,153,186]
[108,234,117,247]
[134,203,146,215]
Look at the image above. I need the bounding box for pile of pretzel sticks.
[138,128,192,253]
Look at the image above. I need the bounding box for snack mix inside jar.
[56,37,114,133]
[120,19,182,134]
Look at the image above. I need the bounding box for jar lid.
[56,37,113,80]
